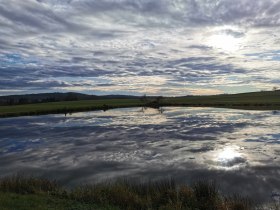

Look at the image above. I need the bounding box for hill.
[0,90,280,118]
[165,90,280,106]
[0,92,140,106]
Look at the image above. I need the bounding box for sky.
[0,0,280,96]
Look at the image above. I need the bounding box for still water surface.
[0,107,279,202]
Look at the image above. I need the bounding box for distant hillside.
[167,90,280,105]
[1,90,280,117]
[0,92,140,106]
[1,90,280,107]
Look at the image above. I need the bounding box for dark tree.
[140,94,148,103]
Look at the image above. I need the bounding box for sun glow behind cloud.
[207,27,246,53]
[208,34,240,52]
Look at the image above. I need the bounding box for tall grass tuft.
[192,180,221,210]
[224,195,252,210]
[0,176,256,210]
[0,175,60,195]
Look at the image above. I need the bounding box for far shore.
[1,90,280,118]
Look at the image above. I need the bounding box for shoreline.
[1,101,280,118]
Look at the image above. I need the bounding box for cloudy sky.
[0,0,280,96]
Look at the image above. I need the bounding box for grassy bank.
[0,176,263,210]
[0,99,145,118]
[1,90,280,118]
[163,90,280,108]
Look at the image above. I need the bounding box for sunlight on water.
[0,107,279,202]
[218,147,240,162]
[58,108,168,126]
[215,146,245,169]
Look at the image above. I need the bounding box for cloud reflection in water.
[0,107,279,202]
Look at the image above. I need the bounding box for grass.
[0,176,269,210]
[1,90,280,118]
[0,99,145,118]
[163,90,280,109]
[0,193,119,210]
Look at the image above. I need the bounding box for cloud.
[26,0,280,28]
[0,0,279,95]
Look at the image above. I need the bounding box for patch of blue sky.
[90,90,143,96]
[219,85,259,94]
[52,76,111,84]
[245,50,280,61]
[0,53,38,66]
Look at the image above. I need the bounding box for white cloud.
[0,0,279,95]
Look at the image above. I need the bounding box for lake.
[0,107,279,203]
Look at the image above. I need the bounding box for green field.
[1,91,280,117]
[0,99,145,118]
[164,91,280,106]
